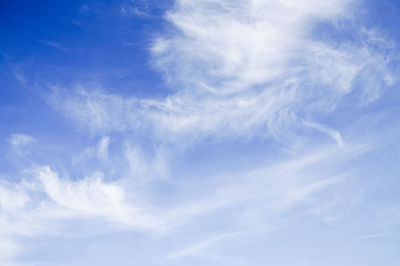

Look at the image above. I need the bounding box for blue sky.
[1,0,400,265]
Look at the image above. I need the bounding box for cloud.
[49,0,395,147]
[8,134,36,148]
[7,134,37,156]
[34,166,162,229]
[97,136,110,160]
[167,232,240,259]
[0,166,162,240]
[0,133,377,264]
[153,0,352,89]
[38,40,72,53]
[302,120,344,146]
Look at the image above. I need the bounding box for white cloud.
[97,136,110,160]
[154,0,353,89]
[0,166,163,246]
[167,232,240,259]
[0,140,374,263]
[49,0,395,146]
[302,120,344,146]
[0,183,29,212]
[72,136,111,166]
[38,40,72,53]
[124,144,169,182]
[35,166,161,229]
[8,134,37,156]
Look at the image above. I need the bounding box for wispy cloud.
[167,232,241,259]
[8,133,36,147]
[7,133,37,157]
[49,0,395,147]
[38,40,72,53]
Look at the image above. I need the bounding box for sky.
[0,0,400,265]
